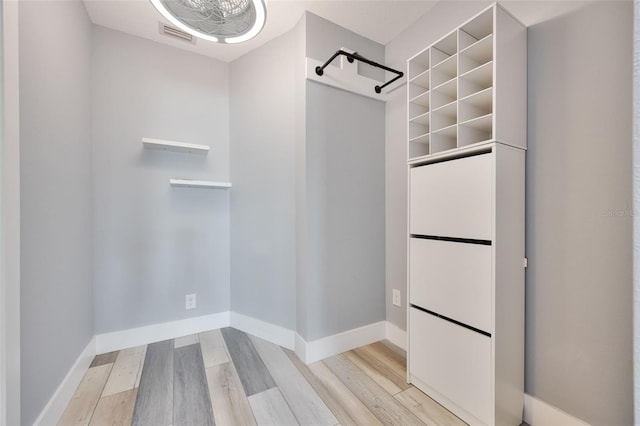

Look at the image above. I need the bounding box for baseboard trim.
[298,321,387,364]
[33,337,96,426]
[385,321,407,350]
[294,333,307,362]
[96,315,403,363]
[524,394,590,426]
[230,312,295,350]
[95,311,298,354]
[95,312,230,354]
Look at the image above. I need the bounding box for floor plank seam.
[86,362,115,426]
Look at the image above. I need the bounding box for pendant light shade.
[150,0,266,44]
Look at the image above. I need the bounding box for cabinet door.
[410,153,493,241]
[409,308,491,424]
[410,237,492,332]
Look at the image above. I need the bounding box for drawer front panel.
[410,153,493,241]
[410,237,492,332]
[409,307,491,424]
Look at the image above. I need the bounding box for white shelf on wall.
[169,179,231,189]
[142,137,210,154]
[305,56,389,102]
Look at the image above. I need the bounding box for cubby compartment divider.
[409,89,430,107]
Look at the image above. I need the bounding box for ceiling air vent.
[159,23,195,43]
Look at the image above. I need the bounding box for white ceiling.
[83,0,439,63]
[83,0,594,63]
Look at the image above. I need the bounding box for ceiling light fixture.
[149,0,266,44]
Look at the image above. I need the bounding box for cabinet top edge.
[408,140,527,167]
[409,142,494,167]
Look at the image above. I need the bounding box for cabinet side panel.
[406,166,411,376]
[494,6,527,150]
[494,144,525,425]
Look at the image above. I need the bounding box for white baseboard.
[385,321,407,350]
[95,311,297,354]
[95,312,230,354]
[34,337,96,426]
[294,333,307,362]
[298,321,387,364]
[230,311,295,350]
[97,316,403,363]
[524,394,590,426]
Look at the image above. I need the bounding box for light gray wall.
[384,85,408,330]
[231,12,386,338]
[634,0,639,420]
[295,16,310,338]
[526,2,632,424]
[303,81,386,340]
[305,12,385,81]
[385,1,633,424]
[229,21,301,330]
[1,0,21,424]
[92,27,231,334]
[300,13,386,340]
[18,1,94,423]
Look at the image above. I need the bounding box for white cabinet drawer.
[410,153,493,241]
[409,307,491,425]
[410,237,492,332]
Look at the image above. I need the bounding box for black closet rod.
[315,49,404,94]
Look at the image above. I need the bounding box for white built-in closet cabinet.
[406,4,526,425]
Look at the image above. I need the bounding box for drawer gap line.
[410,304,492,337]
[410,234,492,246]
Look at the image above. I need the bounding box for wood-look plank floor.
[173,344,214,426]
[59,328,491,426]
[131,340,173,426]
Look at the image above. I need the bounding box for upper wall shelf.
[142,137,210,154]
[169,179,231,189]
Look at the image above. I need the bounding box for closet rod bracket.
[314,49,403,94]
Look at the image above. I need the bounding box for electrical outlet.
[392,289,401,307]
[185,294,196,310]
